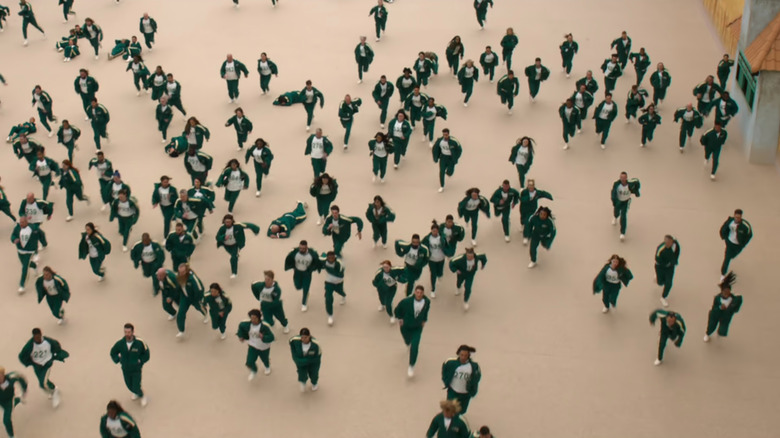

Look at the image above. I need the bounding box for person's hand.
[323,153,328,159]
[166,298,172,303]
[720,305,727,310]
[152,203,158,209]
[398,320,403,327]
[13,238,20,244]
[218,311,224,317]
[46,215,52,221]
[457,270,462,275]
[696,94,702,99]
[357,232,362,240]
[327,224,334,230]
[270,234,278,239]
[222,75,227,80]
[239,338,245,343]
[280,232,287,237]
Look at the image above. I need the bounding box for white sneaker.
[625,119,630,124]
[710,174,716,181]
[508,110,513,115]
[167,314,175,321]
[372,240,377,248]
[122,246,128,253]
[601,307,609,313]
[301,305,308,312]
[471,239,477,246]
[490,79,494,83]
[600,144,606,150]
[100,204,107,212]
[382,241,387,247]
[619,234,625,241]
[378,304,385,312]
[566,74,570,78]
[161,138,167,143]
[48,131,54,138]
[220,332,227,340]
[563,143,569,150]
[528,262,536,268]
[52,388,61,408]
[463,302,470,311]
[137,91,141,97]
[85,116,90,121]
[263,367,271,375]
[611,217,616,225]
[393,164,398,169]
[380,124,384,129]
[140,396,148,407]
[283,325,290,334]
[577,129,582,133]
[660,297,669,307]
[640,143,645,148]
[176,332,184,338]
[57,318,64,325]
[316,217,322,225]
[230,274,237,279]
[95,55,99,60]
[248,372,256,381]
[327,316,333,326]
[389,316,396,324]
[407,366,414,377]
[97,276,105,282]
[340,297,346,305]
[343,144,348,150]
[299,382,306,392]
[437,187,444,193]
[522,238,528,245]
[131,393,138,400]
[228,98,234,104]
[255,191,261,197]
[654,359,662,366]
[504,235,510,242]
[463,102,468,107]
[17,286,24,294]
[703,335,710,342]
[454,288,460,296]
[23,39,29,46]
[720,275,725,282]
[357,79,362,84]
[428,142,433,148]
[431,291,436,298]
[704,159,709,166]
[203,315,209,324]
[311,384,319,391]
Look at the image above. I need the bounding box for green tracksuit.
[387,118,410,165]
[449,253,487,302]
[18,336,68,397]
[395,240,430,296]
[204,293,232,334]
[244,144,274,193]
[319,254,346,316]
[251,280,289,328]
[649,69,672,105]
[413,57,434,87]
[372,81,394,125]
[395,74,418,103]
[99,412,140,438]
[18,2,44,39]
[693,81,723,116]
[394,295,431,366]
[432,136,462,188]
[29,157,61,200]
[700,128,729,176]
[707,294,743,337]
[368,138,394,178]
[220,59,249,100]
[593,100,618,145]
[524,64,550,98]
[175,271,206,333]
[0,371,27,437]
[500,34,518,69]
[719,216,752,275]
[267,202,306,238]
[611,179,641,235]
[508,144,533,187]
[496,74,519,110]
[300,87,324,127]
[355,43,375,81]
[421,233,447,292]
[183,150,213,186]
[151,183,178,238]
[717,58,734,87]
[560,40,579,74]
[165,80,187,116]
[184,188,215,237]
[593,264,634,309]
[372,266,406,317]
[575,76,599,95]
[523,214,556,263]
[629,51,651,85]
[101,181,132,211]
[457,65,479,103]
[600,58,622,93]
[610,36,632,69]
[35,274,70,320]
[11,224,41,288]
[109,197,140,247]
[88,157,113,205]
[368,5,388,39]
[290,336,322,385]
[403,91,430,128]
[673,107,703,148]
[559,104,581,144]
[365,204,396,245]
[625,89,648,120]
[649,310,686,360]
[338,98,362,145]
[322,214,364,256]
[31,90,55,133]
[457,195,491,240]
[654,240,680,299]
[422,104,448,143]
[56,124,81,161]
[109,336,150,397]
[426,413,471,438]
[88,103,110,150]
[446,42,465,74]
[236,320,275,372]
[305,134,333,178]
[81,23,103,56]
[164,230,195,270]
[441,358,482,414]
[157,269,181,317]
[216,222,260,275]
[309,180,338,219]
[18,198,52,248]
[570,89,594,126]
[519,188,553,227]
[638,112,662,146]
[155,103,172,140]
[78,231,111,278]
[479,50,499,81]
[147,73,167,101]
[139,16,157,49]
[439,223,465,258]
[257,58,279,94]
[712,97,739,127]
[0,187,16,223]
[490,186,520,237]
[473,0,493,27]
[12,137,42,165]
[130,240,165,294]
[215,167,250,212]
[284,247,322,306]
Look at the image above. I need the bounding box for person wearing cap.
[172,263,208,339]
[18,328,68,408]
[718,209,752,277]
[11,217,43,293]
[237,308,275,381]
[654,235,681,307]
[432,129,462,192]
[109,189,140,252]
[155,95,173,143]
[244,138,274,197]
[368,0,388,42]
[394,285,431,377]
[441,345,481,414]
[600,54,622,94]
[109,323,150,406]
[34,266,70,323]
[174,189,209,241]
[215,159,250,213]
[256,52,279,95]
[426,399,471,438]
[593,255,633,313]
[225,107,253,151]
[649,309,686,365]
[216,214,260,278]
[321,205,363,257]
[155,268,181,320]
[289,328,322,392]
[183,146,213,186]
[203,283,232,340]
[396,68,417,104]
[0,366,28,438]
[372,76,394,129]
[284,240,322,312]
[151,176,178,238]
[78,222,111,281]
[164,222,195,270]
[220,54,249,103]
[88,152,114,209]
[267,201,307,238]
[88,98,111,150]
[355,36,375,84]
[130,233,165,295]
[448,249,487,310]
[704,271,743,342]
[251,270,290,332]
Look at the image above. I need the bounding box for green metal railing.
[736,51,757,110]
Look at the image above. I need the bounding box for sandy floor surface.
[1,0,779,437]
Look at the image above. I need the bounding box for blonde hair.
[439,399,462,415]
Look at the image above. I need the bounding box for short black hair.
[124,323,134,331]
[32,328,42,336]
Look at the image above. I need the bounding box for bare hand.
[357,232,362,240]
[280,232,287,237]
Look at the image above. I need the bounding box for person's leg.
[463,275,475,302]
[177,296,192,332]
[720,242,739,275]
[409,328,422,366]
[333,237,344,257]
[619,201,628,235]
[296,365,308,384]
[468,211,479,239]
[378,156,387,178]
[711,146,721,175]
[657,334,668,361]
[34,364,56,394]
[91,39,99,56]
[258,349,271,369]
[0,204,16,222]
[245,347,259,373]
[609,289,620,308]
[260,75,270,93]
[1,399,14,438]
[309,363,320,386]
[530,238,540,262]
[18,253,32,288]
[464,81,473,103]
[324,283,335,316]
[40,175,51,200]
[131,371,144,397]
[120,217,132,246]
[601,121,611,145]
[379,223,388,245]
[380,102,388,125]
[529,80,539,98]
[384,287,396,316]
[302,272,312,305]
[227,245,239,275]
[143,33,152,49]
[662,267,674,298]
[515,164,526,188]
[46,295,64,319]
[717,315,732,337]
[501,209,511,236]
[22,19,29,39]
[344,119,353,145]
[92,123,102,150]
[38,109,52,132]
[705,311,718,336]
[162,206,173,237]
[304,103,314,127]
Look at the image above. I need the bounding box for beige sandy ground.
[1,0,780,437]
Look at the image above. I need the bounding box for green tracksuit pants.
[246,347,270,372]
[400,326,423,366]
[260,300,289,328]
[324,282,346,315]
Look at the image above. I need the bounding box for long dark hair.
[225,158,240,170]
[372,195,386,208]
[209,283,227,299]
[314,172,336,190]
[253,138,268,148]
[465,187,481,197]
[106,400,125,415]
[448,36,462,50]
[535,206,553,219]
[607,254,627,270]
[62,159,80,174]
[720,271,736,292]
[516,136,536,154]
[184,117,201,134]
